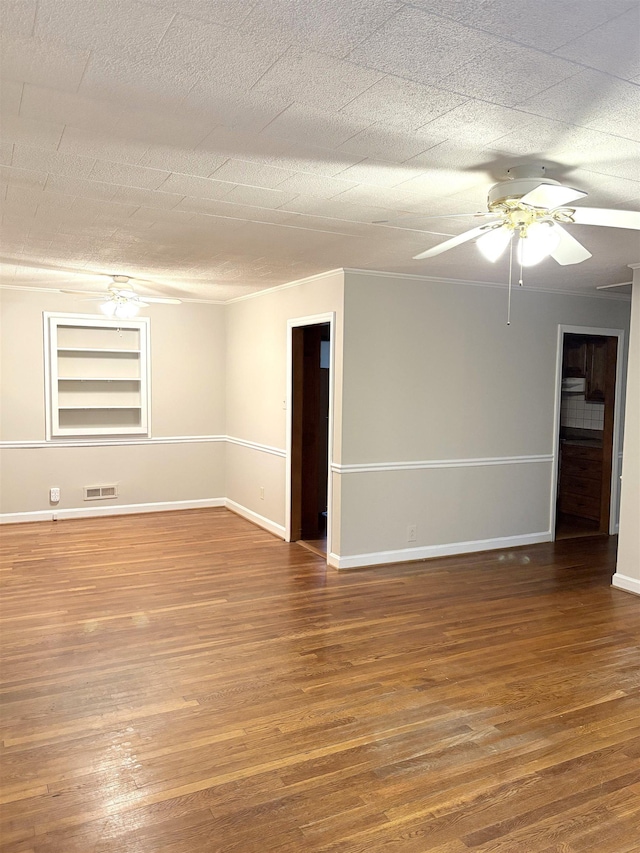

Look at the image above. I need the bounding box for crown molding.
[3,265,632,305]
[342,268,632,300]
[225,268,344,304]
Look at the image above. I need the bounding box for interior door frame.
[285,312,335,561]
[550,324,625,538]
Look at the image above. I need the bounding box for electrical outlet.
[259,486,265,500]
[407,524,417,542]
[50,487,60,503]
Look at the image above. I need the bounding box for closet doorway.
[286,314,334,559]
[553,327,623,540]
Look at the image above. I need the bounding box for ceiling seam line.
[395,1,637,79]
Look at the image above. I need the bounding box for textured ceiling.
[0,0,639,301]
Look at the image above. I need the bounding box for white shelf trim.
[58,377,141,382]
[58,405,142,410]
[57,347,141,354]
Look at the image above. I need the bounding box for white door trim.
[285,313,336,563]
[551,325,625,537]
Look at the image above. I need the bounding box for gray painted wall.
[335,271,630,563]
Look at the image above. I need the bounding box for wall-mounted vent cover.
[84,484,119,501]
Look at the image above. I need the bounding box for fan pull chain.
[507,236,514,325]
[518,232,524,287]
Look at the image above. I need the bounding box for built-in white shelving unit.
[44,313,151,438]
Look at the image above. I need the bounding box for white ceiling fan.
[63,275,182,318]
[413,165,640,268]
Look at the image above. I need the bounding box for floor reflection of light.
[96,733,145,813]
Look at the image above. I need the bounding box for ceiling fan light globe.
[517,222,561,267]
[476,226,512,262]
[115,301,140,319]
[100,300,118,317]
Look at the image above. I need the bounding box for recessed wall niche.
[44,313,151,438]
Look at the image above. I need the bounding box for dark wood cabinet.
[558,444,602,522]
[562,335,607,402]
[585,338,607,402]
[563,338,587,378]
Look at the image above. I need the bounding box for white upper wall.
[342,272,631,463]
[0,289,226,441]
[225,271,344,455]
[0,289,227,514]
[223,270,344,533]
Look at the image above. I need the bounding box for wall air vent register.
[84,484,119,500]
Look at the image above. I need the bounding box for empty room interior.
[1,1,640,851]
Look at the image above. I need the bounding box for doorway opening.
[288,319,332,558]
[554,330,620,540]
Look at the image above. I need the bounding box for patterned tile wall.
[561,394,604,430]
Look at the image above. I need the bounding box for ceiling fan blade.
[111,287,181,303]
[595,281,632,290]
[62,287,181,304]
[568,207,640,230]
[413,222,500,260]
[61,288,107,297]
[549,225,592,266]
[520,183,587,209]
[410,212,495,220]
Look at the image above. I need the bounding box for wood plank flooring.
[1,508,639,852]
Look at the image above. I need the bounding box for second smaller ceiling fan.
[63,275,182,318]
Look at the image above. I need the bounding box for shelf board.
[54,430,147,436]
[58,405,142,410]
[57,347,141,354]
[58,377,141,382]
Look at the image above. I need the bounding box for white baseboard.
[225,499,286,539]
[0,510,55,524]
[1,496,285,540]
[0,498,225,524]
[611,573,640,596]
[329,531,553,570]
[0,504,554,574]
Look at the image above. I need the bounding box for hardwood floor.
[555,512,602,541]
[1,508,639,852]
